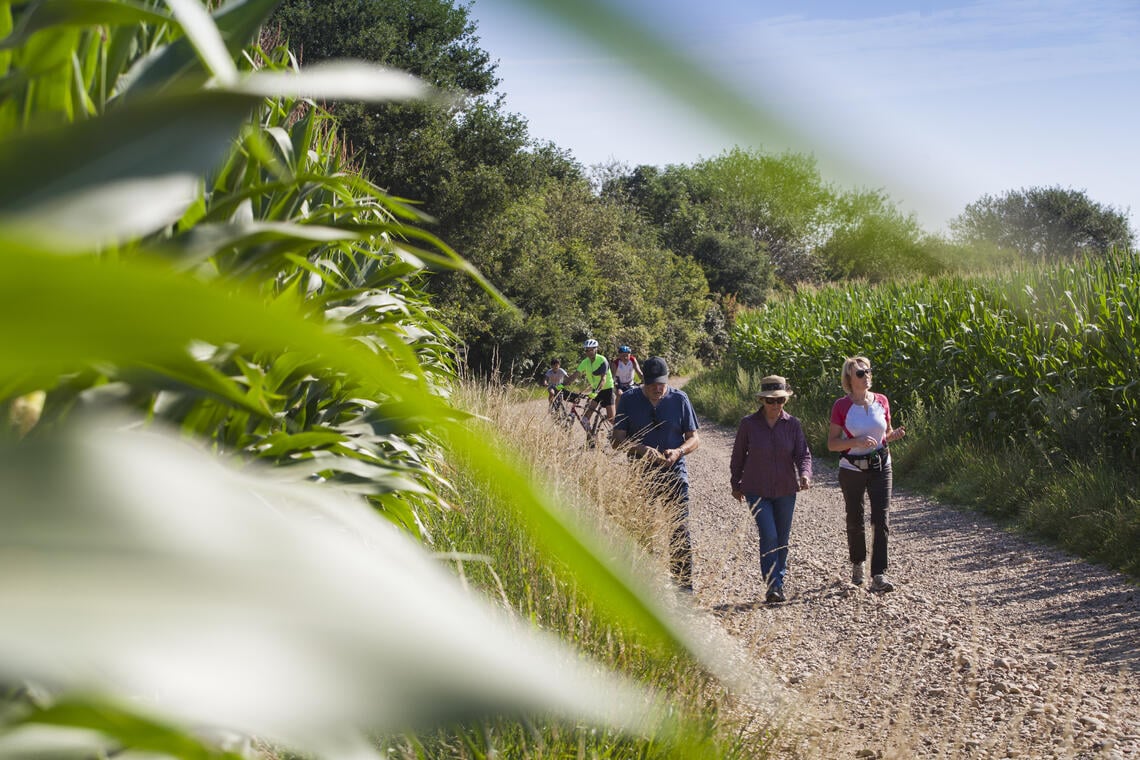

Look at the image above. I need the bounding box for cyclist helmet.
[619,345,631,354]
[582,338,599,349]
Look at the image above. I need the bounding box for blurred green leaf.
[119,0,281,96]
[0,420,665,756]
[237,59,427,102]
[164,0,238,86]
[0,91,256,248]
[14,698,247,760]
[0,0,170,51]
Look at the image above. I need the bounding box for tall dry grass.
[405,379,797,759]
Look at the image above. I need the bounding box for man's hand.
[732,489,743,502]
[798,476,811,491]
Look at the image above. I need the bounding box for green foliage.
[730,251,1140,463]
[0,1,725,756]
[820,188,942,281]
[690,230,773,305]
[689,148,834,283]
[608,150,955,302]
[438,177,711,379]
[951,185,1136,261]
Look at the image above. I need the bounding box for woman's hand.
[798,476,811,491]
[886,426,906,443]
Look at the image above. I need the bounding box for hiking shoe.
[870,574,895,593]
[765,588,786,604]
[851,562,865,586]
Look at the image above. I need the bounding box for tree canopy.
[950,186,1135,260]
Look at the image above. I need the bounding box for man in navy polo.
[613,357,701,592]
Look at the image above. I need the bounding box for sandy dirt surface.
[683,410,1140,759]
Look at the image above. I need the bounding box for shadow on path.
[891,490,1139,673]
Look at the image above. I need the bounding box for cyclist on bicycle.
[612,345,643,402]
[542,358,569,403]
[567,338,615,444]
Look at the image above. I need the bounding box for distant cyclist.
[567,338,615,443]
[612,345,643,401]
[542,358,569,403]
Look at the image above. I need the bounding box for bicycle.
[551,388,612,446]
[548,386,576,428]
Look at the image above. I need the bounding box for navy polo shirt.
[614,386,699,481]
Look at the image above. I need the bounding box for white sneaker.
[851,562,865,585]
[870,574,895,593]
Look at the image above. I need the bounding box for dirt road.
[684,412,1139,759]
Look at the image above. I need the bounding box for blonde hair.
[840,356,872,394]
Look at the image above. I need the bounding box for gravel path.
[684,413,1140,759]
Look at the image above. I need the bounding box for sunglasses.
[763,397,787,405]
[853,368,872,378]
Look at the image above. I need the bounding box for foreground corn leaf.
[0,417,665,758]
[0,246,719,680]
[0,91,254,249]
[0,699,249,760]
[163,0,238,86]
[119,0,282,96]
[0,61,430,250]
[0,0,170,51]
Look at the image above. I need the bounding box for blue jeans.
[746,493,797,591]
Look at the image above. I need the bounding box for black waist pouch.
[846,446,889,471]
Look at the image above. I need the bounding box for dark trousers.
[838,466,892,576]
[651,471,691,587]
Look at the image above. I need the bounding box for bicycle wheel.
[592,414,614,447]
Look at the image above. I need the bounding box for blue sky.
[468,0,1139,235]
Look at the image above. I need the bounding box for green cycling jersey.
[576,354,614,392]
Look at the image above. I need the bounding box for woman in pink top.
[826,356,907,593]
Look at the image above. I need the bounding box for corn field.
[731,250,1140,464]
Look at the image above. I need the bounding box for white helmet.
[582,338,599,349]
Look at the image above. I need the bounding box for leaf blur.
[0,1,706,757]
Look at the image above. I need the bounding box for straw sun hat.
[755,375,794,399]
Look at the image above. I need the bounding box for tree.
[271,0,496,90]
[820,188,940,281]
[436,176,710,378]
[689,148,835,284]
[604,163,775,306]
[270,0,508,204]
[690,231,773,306]
[950,186,1135,260]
